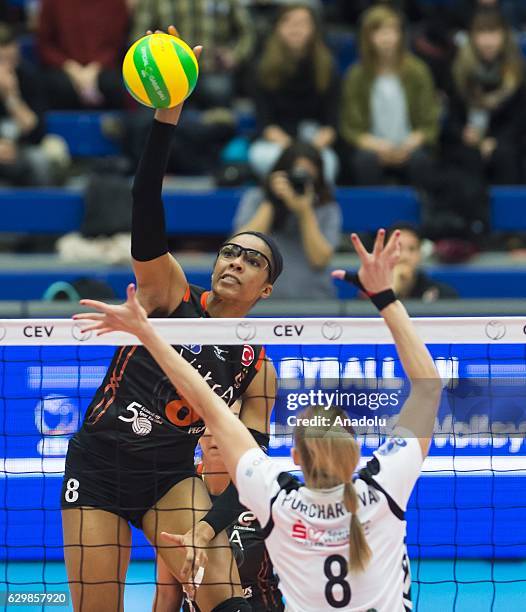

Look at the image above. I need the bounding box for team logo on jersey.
[377,436,407,456]
[241,345,255,367]
[291,520,324,543]
[238,510,257,527]
[118,402,160,436]
[213,346,229,362]
[165,396,201,428]
[182,344,202,355]
[292,520,307,540]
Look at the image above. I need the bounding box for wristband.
[369,288,397,311]
[343,271,397,312]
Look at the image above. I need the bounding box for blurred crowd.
[2,0,526,299]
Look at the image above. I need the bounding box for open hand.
[73,283,150,339]
[149,25,202,124]
[160,528,210,600]
[332,229,401,294]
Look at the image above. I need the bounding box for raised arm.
[131,27,202,315]
[333,230,442,457]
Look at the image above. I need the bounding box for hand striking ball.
[122,32,199,109]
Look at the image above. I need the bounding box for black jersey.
[71,285,265,470]
[182,493,284,612]
[226,503,283,609]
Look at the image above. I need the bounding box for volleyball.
[122,32,199,109]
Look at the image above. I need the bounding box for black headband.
[229,231,283,284]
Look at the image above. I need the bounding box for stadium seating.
[2,17,525,303]
[2,261,526,300]
[1,186,525,300]
[2,186,525,235]
[46,112,120,157]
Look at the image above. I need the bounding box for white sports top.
[236,432,422,612]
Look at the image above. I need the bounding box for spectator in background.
[387,223,458,301]
[340,5,439,186]
[131,0,254,108]
[333,0,425,28]
[0,0,27,28]
[0,24,68,185]
[444,10,525,185]
[234,142,342,299]
[37,0,128,109]
[451,1,526,32]
[249,4,339,184]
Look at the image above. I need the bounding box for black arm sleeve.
[201,429,270,536]
[130,118,175,262]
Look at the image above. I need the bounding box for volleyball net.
[1,316,525,609]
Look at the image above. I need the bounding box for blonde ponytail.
[294,405,372,573]
[344,481,372,572]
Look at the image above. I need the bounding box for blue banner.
[0,344,525,561]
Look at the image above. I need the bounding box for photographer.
[234,142,342,299]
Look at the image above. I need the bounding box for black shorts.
[182,588,285,612]
[60,440,198,529]
[248,593,284,612]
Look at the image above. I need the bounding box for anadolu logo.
[236,321,256,342]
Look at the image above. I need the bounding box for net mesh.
[0,317,525,611]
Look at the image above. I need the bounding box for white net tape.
[0,316,523,346]
[0,316,525,476]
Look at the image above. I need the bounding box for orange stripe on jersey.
[255,346,266,371]
[200,290,210,312]
[88,345,138,424]
[182,285,191,302]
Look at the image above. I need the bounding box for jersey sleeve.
[236,447,282,527]
[368,429,424,510]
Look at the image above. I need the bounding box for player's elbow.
[411,377,442,403]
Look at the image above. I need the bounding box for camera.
[287,167,313,195]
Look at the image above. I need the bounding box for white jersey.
[236,432,423,612]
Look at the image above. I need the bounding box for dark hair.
[386,222,422,244]
[453,8,524,100]
[258,4,334,93]
[359,5,407,73]
[264,141,333,231]
[0,24,16,47]
[470,7,508,33]
[226,231,283,284]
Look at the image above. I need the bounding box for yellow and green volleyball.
[122,33,199,109]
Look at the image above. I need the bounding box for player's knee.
[211,596,251,612]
